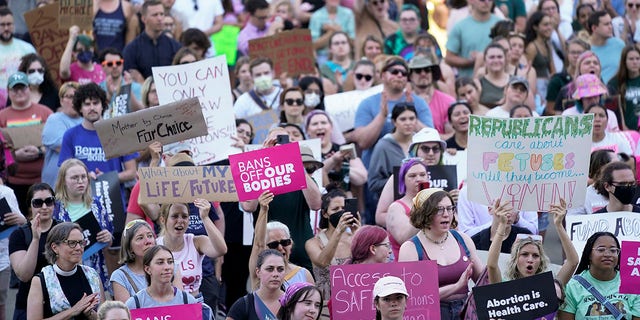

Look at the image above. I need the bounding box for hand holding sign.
[194,198,212,220]
[549,198,567,227]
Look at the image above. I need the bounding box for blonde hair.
[55,159,92,208]
[158,203,188,236]
[97,301,130,320]
[505,237,550,280]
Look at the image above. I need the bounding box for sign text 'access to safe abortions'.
[466,114,593,211]
[229,142,307,201]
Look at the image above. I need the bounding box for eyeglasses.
[436,206,456,215]
[387,68,408,77]
[101,59,123,67]
[62,238,90,248]
[412,67,434,75]
[420,145,441,154]
[0,22,13,28]
[63,94,75,100]
[374,242,391,248]
[370,0,385,5]
[355,73,373,81]
[593,247,620,255]
[266,238,292,249]
[610,181,637,187]
[31,196,55,208]
[27,68,45,74]
[285,98,304,106]
[68,174,88,182]
[629,3,640,8]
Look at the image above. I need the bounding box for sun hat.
[409,127,446,155]
[572,73,607,100]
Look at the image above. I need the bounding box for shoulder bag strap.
[450,229,471,258]
[573,275,625,320]
[411,235,424,261]
[122,270,140,293]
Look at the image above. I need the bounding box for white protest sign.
[152,56,238,165]
[566,211,640,256]
[467,115,593,211]
[324,84,383,132]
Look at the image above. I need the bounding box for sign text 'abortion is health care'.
[229,143,307,201]
[467,115,593,211]
[152,56,238,165]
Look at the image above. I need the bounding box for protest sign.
[245,109,280,144]
[95,97,208,159]
[229,142,307,201]
[104,84,132,120]
[0,198,16,240]
[75,211,107,260]
[330,261,440,319]
[393,164,459,200]
[324,85,383,132]
[152,56,238,165]
[566,211,640,255]
[24,3,68,84]
[248,29,315,76]
[138,166,238,204]
[1,124,44,149]
[620,241,640,294]
[130,303,202,320]
[58,0,93,30]
[466,115,593,211]
[473,271,557,320]
[91,172,125,247]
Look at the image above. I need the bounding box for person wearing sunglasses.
[351,59,376,91]
[27,222,105,320]
[16,53,59,112]
[612,0,640,44]
[279,87,307,130]
[98,47,143,118]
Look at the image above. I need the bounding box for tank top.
[157,233,204,294]
[420,234,471,298]
[388,199,412,261]
[479,76,510,108]
[93,0,127,51]
[532,43,551,78]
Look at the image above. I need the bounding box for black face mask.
[613,185,636,205]
[329,210,344,228]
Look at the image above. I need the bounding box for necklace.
[423,230,449,250]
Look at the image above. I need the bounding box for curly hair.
[72,82,107,116]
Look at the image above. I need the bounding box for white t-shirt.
[591,131,635,155]
[172,0,224,31]
[233,86,283,118]
[485,106,540,118]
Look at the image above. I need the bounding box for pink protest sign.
[620,241,640,294]
[229,142,307,201]
[330,261,440,319]
[130,303,202,320]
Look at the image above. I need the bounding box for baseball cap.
[7,72,28,89]
[372,276,409,299]
[508,76,530,92]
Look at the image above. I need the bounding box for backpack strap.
[248,90,269,110]
[182,291,188,304]
[573,275,625,320]
[411,235,425,261]
[134,294,140,309]
[450,229,471,258]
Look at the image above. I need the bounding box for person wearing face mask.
[15,53,59,112]
[60,26,106,85]
[233,57,283,118]
[593,162,640,212]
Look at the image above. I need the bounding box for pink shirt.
[428,90,456,134]
[69,62,105,84]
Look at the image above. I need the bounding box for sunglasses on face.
[285,98,304,106]
[101,59,124,67]
[387,68,408,77]
[355,73,373,81]
[420,145,441,154]
[629,3,640,8]
[412,67,433,75]
[266,238,292,249]
[31,196,55,208]
[27,68,45,74]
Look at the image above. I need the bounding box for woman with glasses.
[41,82,83,187]
[27,222,104,320]
[347,225,392,264]
[111,219,182,302]
[16,53,59,112]
[559,232,640,319]
[593,162,640,213]
[53,158,114,294]
[305,187,360,318]
[398,188,484,320]
[279,87,307,131]
[249,191,314,291]
[8,184,41,320]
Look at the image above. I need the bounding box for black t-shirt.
[9,220,60,310]
[38,266,93,319]
[228,293,260,320]
[472,225,533,253]
[445,136,465,151]
[594,205,640,213]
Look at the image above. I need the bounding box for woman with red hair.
[348,225,391,264]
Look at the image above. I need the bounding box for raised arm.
[194,199,227,258]
[551,199,579,286]
[305,212,355,267]
[487,199,513,284]
[248,191,273,290]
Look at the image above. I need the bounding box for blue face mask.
[77,50,93,63]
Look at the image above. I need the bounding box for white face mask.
[304,93,320,108]
[27,72,44,86]
[253,75,273,91]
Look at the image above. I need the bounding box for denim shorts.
[440,298,465,320]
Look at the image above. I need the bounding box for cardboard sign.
[620,241,640,294]
[248,29,315,76]
[330,261,440,319]
[138,166,238,204]
[229,142,307,201]
[245,109,280,145]
[58,0,93,30]
[74,211,107,260]
[104,84,132,120]
[24,3,68,84]
[153,56,238,165]
[130,303,202,320]
[566,211,640,256]
[324,85,383,132]
[1,124,44,149]
[466,115,593,211]
[392,164,459,200]
[94,97,208,159]
[91,172,124,248]
[473,271,557,320]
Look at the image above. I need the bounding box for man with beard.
[58,83,137,185]
[408,55,454,138]
[0,8,35,109]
